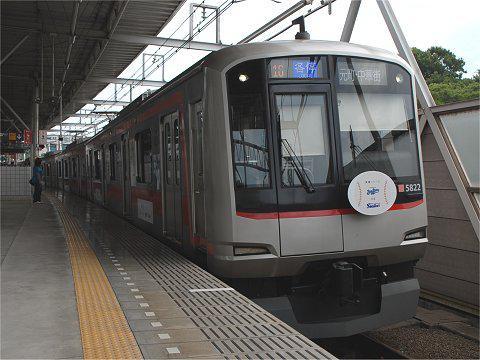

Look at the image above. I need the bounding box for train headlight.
[234,246,269,256]
[238,74,249,82]
[404,228,426,241]
[395,73,404,83]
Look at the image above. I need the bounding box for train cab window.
[94,151,101,180]
[109,143,116,180]
[275,93,333,186]
[334,57,420,182]
[227,59,271,189]
[135,129,152,183]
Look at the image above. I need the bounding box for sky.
[55,0,480,137]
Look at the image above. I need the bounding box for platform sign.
[347,171,397,216]
[23,129,32,144]
[38,130,47,146]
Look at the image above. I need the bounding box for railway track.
[315,333,407,359]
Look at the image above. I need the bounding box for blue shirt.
[33,166,43,183]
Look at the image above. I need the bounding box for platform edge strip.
[50,196,143,360]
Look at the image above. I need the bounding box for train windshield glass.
[335,57,420,181]
[275,93,332,188]
[227,59,271,189]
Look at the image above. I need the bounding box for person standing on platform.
[32,158,43,203]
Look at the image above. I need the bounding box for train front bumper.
[255,278,420,339]
[208,241,428,278]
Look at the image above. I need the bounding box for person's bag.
[29,176,35,186]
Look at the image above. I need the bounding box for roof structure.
[1,0,184,132]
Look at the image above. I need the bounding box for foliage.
[428,78,479,105]
[412,46,479,104]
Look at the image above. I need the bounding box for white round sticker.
[347,171,397,216]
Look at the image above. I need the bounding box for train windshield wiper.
[281,139,315,193]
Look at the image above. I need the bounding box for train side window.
[72,158,75,178]
[164,122,172,184]
[174,119,180,185]
[89,150,93,178]
[109,143,116,180]
[57,161,61,178]
[226,59,271,189]
[196,109,204,176]
[135,129,152,183]
[94,151,101,180]
[65,159,69,178]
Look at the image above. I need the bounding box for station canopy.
[1,1,187,143]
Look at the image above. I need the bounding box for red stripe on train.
[236,199,424,220]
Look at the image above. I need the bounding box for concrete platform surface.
[0,200,83,359]
[55,191,333,359]
[1,199,31,263]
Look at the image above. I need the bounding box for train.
[43,39,428,338]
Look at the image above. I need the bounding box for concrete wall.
[1,167,31,198]
[416,124,479,306]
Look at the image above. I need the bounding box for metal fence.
[1,166,31,198]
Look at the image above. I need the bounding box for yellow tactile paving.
[51,196,143,360]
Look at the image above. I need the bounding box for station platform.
[1,193,333,359]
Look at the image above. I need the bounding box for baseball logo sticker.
[347,171,397,216]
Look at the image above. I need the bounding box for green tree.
[412,46,479,104]
[412,46,466,83]
[428,79,479,105]
[473,69,480,82]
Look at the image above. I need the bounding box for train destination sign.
[337,60,387,86]
[269,56,326,79]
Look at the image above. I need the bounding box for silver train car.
[44,40,428,338]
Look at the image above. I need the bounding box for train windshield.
[335,57,420,181]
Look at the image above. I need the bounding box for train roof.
[67,40,411,149]
[204,39,410,72]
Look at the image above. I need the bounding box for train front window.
[227,59,271,189]
[335,57,420,182]
[275,93,332,188]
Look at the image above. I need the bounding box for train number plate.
[398,183,422,193]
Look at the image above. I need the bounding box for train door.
[88,149,93,200]
[101,145,106,204]
[121,134,131,215]
[269,84,343,256]
[191,102,206,246]
[161,112,182,243]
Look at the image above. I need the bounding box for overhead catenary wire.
[80,0,235,137]
[76,0,333,138]
[77,0,217,136]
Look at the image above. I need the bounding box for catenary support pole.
[59,95,63,149]
[376,0,435,109]
[51,34,55,98]
[340,0,361,42]
[33,79,40,162]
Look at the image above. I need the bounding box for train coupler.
[332,261,366,305]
